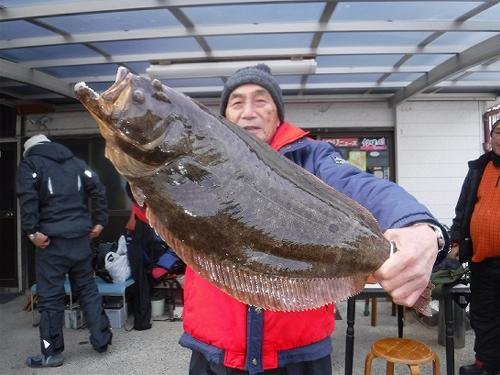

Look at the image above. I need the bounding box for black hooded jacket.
[16,142,108,238]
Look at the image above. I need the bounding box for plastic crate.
[64,307,85,329]
[105,306,126,328]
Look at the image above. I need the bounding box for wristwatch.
[415,223,445,251]
[28,233,37,241]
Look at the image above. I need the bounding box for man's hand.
[374,224,439,307]
[89,224,104,239]
[30,232,50,249]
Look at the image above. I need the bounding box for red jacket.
[180,122,335,372]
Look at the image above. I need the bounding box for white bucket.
[151,298,165,317]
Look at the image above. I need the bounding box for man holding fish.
[75,64,448,375]
[180,64,447,375]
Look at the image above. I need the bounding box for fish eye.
[133,89,145,104]
[152,79,163,91]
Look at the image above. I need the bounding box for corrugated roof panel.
[205,33,314,50]
[460,72,500,81]
[124,62,151,74]
[274,75,303,85]
[317,55,404,67]
[5,85,57,95]
[84,81,116,92]
[429,31,497,47]
[1,20,56,39]
[332,1,481,21]
[92,37,202,55]
[181,2,324,25]
[320,32,434,47]
[162,77,223,88]
[307,73,382,83]
[0,44,102,62]
[39,9,181,33]
[384,72,425,82]
[40,64,122,78]
[304,87,373,95]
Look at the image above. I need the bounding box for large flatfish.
[75,67,396,312]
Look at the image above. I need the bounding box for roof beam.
[0,58,75,98]
[389,34,500,106]
[59,65,435,83]
[0,0,488,21]
[2,20,500,50]
[55,78,500,91]
[24,46,461,69]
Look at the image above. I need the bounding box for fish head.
[74,67,188,177]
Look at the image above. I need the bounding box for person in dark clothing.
[16,134,112,368]
[124,183,153,330]
[125,181,186,328]
[451,119,500,375]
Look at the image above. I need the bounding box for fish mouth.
[74,66,132,116]
[101,66,133,102]
[75,67,163,147]
[75,68,166,176]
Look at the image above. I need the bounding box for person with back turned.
[16,134,113,368]
[179,64,449,375]
[451,119,500,375]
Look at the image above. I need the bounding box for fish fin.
[192,257,367,311]
[147,206,366,311]
[411,281,434,317]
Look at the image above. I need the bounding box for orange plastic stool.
[364,337,440,375]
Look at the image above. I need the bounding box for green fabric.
[431,264,469,299]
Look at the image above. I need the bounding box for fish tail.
[411,280,434,317]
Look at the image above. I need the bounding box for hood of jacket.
[25,142,74,163]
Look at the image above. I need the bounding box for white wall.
[285,101,393,129]
[25,111,99,136]
[24,98,493,226]
[395,101,488,226]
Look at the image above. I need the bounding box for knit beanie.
[220,64,284,122]
[491,119,499,135]
[23,134,51,157]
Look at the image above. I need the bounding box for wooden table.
[442,283,470,375]
[344,283,404,375]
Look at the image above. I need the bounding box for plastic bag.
[105,251,131,283]
[116,234,128,255]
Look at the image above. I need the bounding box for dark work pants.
[470,259,500,372]
[35,236,111,356]
[127,220,152,329]
[189,350,332,375]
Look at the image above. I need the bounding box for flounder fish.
[75,67,424,312]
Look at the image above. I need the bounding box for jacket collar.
[469,151,494,169]
[269,121,309,151]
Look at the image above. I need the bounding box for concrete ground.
[0,295,475,375]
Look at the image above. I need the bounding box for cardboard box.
[105,306,126,329]
[64,307,85,329]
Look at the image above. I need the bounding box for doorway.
[0,142,18,288]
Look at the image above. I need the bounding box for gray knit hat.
[220,64,284,122]
[492,119,500,135]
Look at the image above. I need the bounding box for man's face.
[225,84,280,144]
[491,125,500,156]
